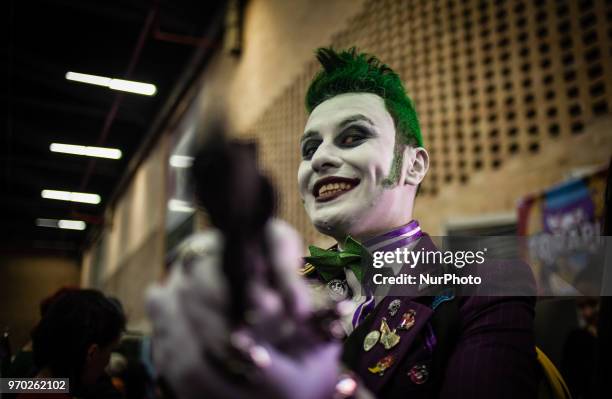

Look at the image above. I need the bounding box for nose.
[310,142,342,173]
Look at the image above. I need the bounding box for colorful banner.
[518,167,608,295]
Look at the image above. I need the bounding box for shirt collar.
[362,220,423,253]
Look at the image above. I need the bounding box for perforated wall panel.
[243,0,612,246]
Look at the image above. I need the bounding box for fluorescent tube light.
[50,143,122,159]
[41,190,101,204]
[66,71,157,96]
[109,79,157,96]
[36,218,58,228]
[169,155,194,168]
[36,218,86,230]
[65,72,111,87]
[168,199,194,213]
[58,220,86,230]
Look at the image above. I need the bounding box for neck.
[352,223,409,243]
[336,219,422,250]
[352,196,415,243]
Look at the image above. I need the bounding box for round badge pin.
[387,299,401,317]
[398,309,416,331]
[327,279,349,301]
[408,364,429,385]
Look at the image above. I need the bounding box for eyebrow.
[300,130,320,144]
[300,114,376,144]
[338,114,375,128]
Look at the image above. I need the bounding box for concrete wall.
[416,115,612,234]
[81,141,167,329]
[225,0,369,132]
[0,255,80,353]
[217,0,612,242]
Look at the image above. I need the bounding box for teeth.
[317,181,354,197]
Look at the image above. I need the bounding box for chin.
[309,207,360,240]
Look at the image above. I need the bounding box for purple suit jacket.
[340,235,539,398]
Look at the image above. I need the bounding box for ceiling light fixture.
[35,218,58,228]
[58,220,87,230]
[169,155,194,168]
[168,199,195,213]
[50,143,122,159]
[41,189,101,204]
[36,218,86,231]
[66,71,157,96]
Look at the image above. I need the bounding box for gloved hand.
[146,219,343,399]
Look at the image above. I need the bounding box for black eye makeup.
[301,138,322,160]
[336,124,374,147]
[299,123,375,160]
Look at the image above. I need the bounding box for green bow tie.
[304,236,370,283]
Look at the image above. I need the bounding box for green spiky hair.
[305,47,423,148]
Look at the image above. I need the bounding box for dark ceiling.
[1,0,226,257]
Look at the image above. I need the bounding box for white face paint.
[298,93,417,242]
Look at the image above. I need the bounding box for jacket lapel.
[342,235,446,394]
[343,295,434,394]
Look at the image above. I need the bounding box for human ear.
[86,344,99,364]
[403,146,429,186]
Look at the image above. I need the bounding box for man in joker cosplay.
[298,48,539,398]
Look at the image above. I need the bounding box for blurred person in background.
[106,338,157,399]
[7,287,79,379]
[18,289,126,399]
[1,327,11,377]
[562,297,599,399]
